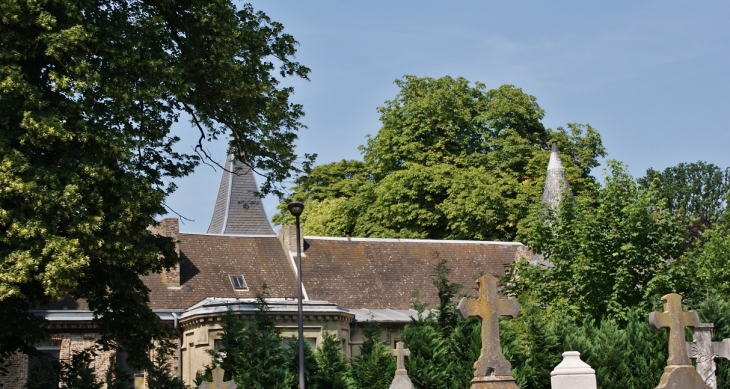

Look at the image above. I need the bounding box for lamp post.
[287,201,305,389]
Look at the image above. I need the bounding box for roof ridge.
[303,236,525,245]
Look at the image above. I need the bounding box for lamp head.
[287,201,304,217]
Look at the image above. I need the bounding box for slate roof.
[143,233,298,310]
[298,236,527,310]
[207,156,275,235]
[542,142,571,207]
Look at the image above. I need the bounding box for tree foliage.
[639,161,730,223]
[350,322,395,389]
[508,161,689,321]
[1,0,309,367]
[274,75,605,241]
[210,293,295,389]
[311,331,353,389]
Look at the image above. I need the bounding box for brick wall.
[1,352,28,388]
[1,333,116,388]
[148,218,181,288]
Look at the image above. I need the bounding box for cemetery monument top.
[458,274,520,389]
[389,341,415,389]
[649,293,709,389]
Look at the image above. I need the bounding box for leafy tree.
[1,0,309,368]
[508,160,689,321]
[350,322,395,389]
[680,209,730,300]
[639,161,730,224]
[275,76,605,241]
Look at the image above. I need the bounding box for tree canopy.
[1,0,309,368]
[508,161,692,321]
[274,75,605,241]
[638,161,730,223]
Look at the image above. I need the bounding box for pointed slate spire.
[542,142,571,208]
[207,156,275,235]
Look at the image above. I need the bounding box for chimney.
[278,225,305,274]
[150,218,181,288]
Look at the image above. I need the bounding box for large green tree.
[1,0,309,369]
[274,75,605,241]
[639,161,730,224]
[508,161,689,321]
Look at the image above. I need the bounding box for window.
[229,275,248,291]
[115,350,145,385]
[27,340,62,387]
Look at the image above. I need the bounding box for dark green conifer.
[350,322,395,389]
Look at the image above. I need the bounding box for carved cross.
[199,366,237,389]
[649,293,700,366]
[391,341,411,370]
[686,323,730,389]
[457,274,520,377]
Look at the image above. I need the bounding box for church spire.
[541,142,571,208]
[207,156,275,235]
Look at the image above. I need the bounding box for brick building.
[4,148,569,387]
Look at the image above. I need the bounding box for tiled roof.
[143,233,298,309]
[298,237,527,310]
[207,157,275,235]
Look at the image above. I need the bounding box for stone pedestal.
[469,375,519,389]
[389,369,415,389]
[550,351,596,389]
[655,365,710,389]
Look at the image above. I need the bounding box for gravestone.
[686,323,730,389]
[389,341,415,389]
[198,366,237,389]
[550,351,596,389]
[458,274,520,389]
[649,293,709,389]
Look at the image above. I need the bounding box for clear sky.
[164,1,730,233]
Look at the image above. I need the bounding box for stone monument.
[686,323,730,389]
[458,274,520,389]
[649,293,709,389]
[550,351,597,389]
[389,341,415,389]
[198,366,237,389]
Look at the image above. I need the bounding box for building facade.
[3,149,570,387]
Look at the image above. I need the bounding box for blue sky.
[164,1,730,233]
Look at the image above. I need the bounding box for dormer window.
[230,275,248,291]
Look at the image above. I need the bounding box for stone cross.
[391,341,411,371]
[686,323,730,389]
[649,293,700,366]
[389,341,415,389]
[198,366,237,389]
[649,293,708,389]
[458,274,520,377]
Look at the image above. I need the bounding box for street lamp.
[287,201,305,389]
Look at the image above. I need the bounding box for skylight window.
[230,275,248,291]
